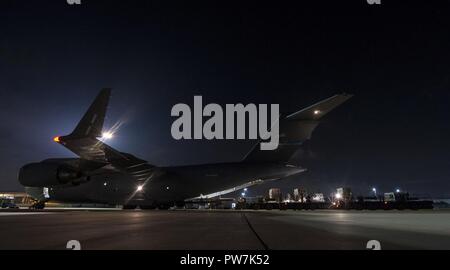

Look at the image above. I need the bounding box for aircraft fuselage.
[22,161,305,207]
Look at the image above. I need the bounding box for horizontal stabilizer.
[54,89,154,181]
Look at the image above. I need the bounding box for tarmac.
[0,209,449,250]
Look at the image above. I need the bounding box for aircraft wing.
[243,93,353,163]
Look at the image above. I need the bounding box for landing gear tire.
[122,205,137,210]
[30,201,46,210]
[175,201,185,208]
[139,205,157,210]
[157,204,171,210]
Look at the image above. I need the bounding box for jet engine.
[18,161,89,187]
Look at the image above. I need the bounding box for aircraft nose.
[18,165,27,186]
[18,163,33,186]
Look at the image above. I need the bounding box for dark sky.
[1,0,449,197]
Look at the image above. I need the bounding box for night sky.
[1,0,449,197]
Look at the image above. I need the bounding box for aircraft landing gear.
[122,204,137,210]
[156,203,171,210]
[139,205,157,210]
[29,201,46,210]
[174,201,185,208]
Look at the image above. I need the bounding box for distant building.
[268,188,282,202]
[384,192,396,202]
[336,187,352,202]
[311,193,325,202]
[285,193,293,202]
[293,188,306,202]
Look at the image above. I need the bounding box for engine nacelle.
[18,162,87,187]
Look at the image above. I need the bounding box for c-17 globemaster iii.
[18,89,351,209]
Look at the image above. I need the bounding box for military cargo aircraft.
[18,89,351,209]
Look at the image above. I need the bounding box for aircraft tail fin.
[242,93,352,163]
[69,88,111,138]
[54,89,155,178]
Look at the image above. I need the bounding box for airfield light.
[101,132,113,140]
[53,136,60,143]
[396,189,401,193]
[314,110,321,115]
[244,188,248,192]
[137,185,143,192]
